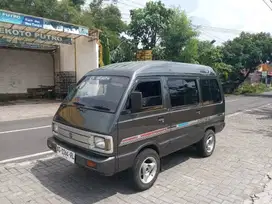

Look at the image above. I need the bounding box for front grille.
[58,127,90,144]
[55,123,93,149]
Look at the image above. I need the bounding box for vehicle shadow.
[31,147,195,203]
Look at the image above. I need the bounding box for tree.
[221,32,272,83]
[71,0,85,7]
[85,0,126,50]
[0,0,82,24]
[213,62,233,82]
[197,41,222,66]
[56,0,83,23]
[129,1,173,49]
[195,41,232,82]
[110,37,138,63]
[0,0,59,19]
[152,46,166,60]
[101,36,110,65]
[161,8,197,61]
[179,38,199,63]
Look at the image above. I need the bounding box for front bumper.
[47,137,116,176]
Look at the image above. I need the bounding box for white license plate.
[56,145,75,164]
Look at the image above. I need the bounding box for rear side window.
[200,79,222,104]
[167,78,199,107]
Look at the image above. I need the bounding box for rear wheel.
[131,149,160,191]
[196,129,216,157]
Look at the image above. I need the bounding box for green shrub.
[234,83,268,94]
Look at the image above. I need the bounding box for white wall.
[75,37,99,82]
[56,36,99,81]
[0,48,54,94]
[59,44,75,72]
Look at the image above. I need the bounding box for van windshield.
[65,75,130,113]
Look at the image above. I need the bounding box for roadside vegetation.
[234,83,271,94]
[1,0,272,94]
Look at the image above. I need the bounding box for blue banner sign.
[63,24,89,35]
[79,27,89,35]
[22,16,43,28]
[0,11,24,25]
[0,10,89,36]
[43,20,63,32]
[0,11,43,29]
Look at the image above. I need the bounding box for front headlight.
[92,136,112,152]
[94,137,105,149]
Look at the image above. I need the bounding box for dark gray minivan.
[47,61,225,191]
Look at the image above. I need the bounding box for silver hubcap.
[139,157,157,184]
[206,134,215,153]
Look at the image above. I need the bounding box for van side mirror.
[130,91,142,113]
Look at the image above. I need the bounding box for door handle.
[158,117,165,123]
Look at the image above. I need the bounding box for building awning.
[0,9,100,50]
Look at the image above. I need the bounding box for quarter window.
[200,79,222,105]
[167,78,199,107]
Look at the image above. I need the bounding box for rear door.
[198,78,225,130]
[117,77,171,170]
[164,76,203,154]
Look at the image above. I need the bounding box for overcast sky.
[87,0,272,44]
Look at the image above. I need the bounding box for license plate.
[56,145,75,164]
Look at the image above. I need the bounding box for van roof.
[87,61,217,77]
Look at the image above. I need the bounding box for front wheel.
[196,129,216,157]
[131,149,160,191]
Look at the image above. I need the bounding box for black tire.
[196,129,216,157]
[131,149,160,191]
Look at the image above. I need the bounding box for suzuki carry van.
[47,61,225,191]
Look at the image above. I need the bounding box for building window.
[167,78,199,107]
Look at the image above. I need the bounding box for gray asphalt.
[0,95,271,161]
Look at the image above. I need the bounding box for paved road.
[0,104,272,204]
[0,95,271,161]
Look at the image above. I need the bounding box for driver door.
[117,77,171,171]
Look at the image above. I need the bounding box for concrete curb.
[243,91,272,98]
[244,94,272,98]
[0,151,54,165]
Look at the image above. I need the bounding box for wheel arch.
[205,126,215,133]
[136,142,160,158]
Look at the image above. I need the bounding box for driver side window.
[126,80,163,113]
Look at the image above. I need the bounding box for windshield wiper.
[72,103,111,112]
[91,105,111,111]
[73,101,85,107]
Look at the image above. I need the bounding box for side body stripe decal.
[119,114,224,146]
